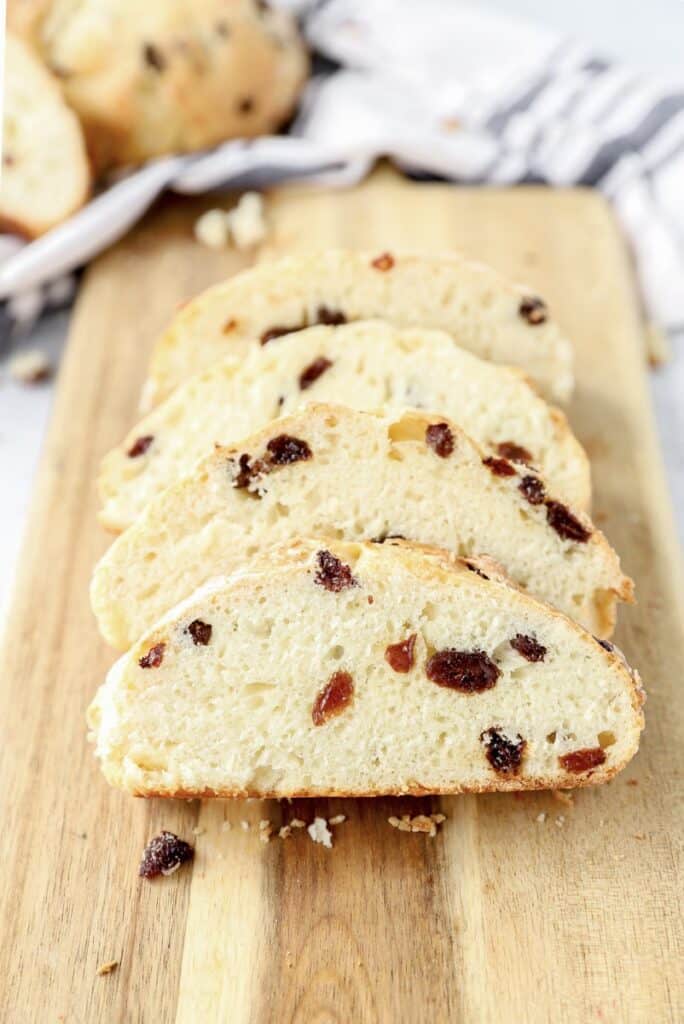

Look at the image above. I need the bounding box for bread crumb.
[192,826,205,837]
[552,790,574,806]
[278,825,292,840]
[633,831,647,840]
[627,779,639,787]
[9,349,52,385]
[555,815,565,828]
[194,208,230,249]
[329,814,346,826]
[290,818,306,829]
[97,960,118,976]
[228,192,267,249]
[258,820,273,844]
[388,813,445,837]
[307,817,333,849]
[536,812,546,823]
[221,821,232,832]
[240,820,250,832]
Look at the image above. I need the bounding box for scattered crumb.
[240,820,250,832]
[555,815,566,828]
[633,831,647,840]
[228,192,267,249]
[258,820,273,844]
[388,813,446,837]
[329,814,346,826]
[192,826,205,837]
[290,818,306,829]
[552,790,574,806]
[307,816,333,849]
[278,825,293,840]
[221,820,232,832]
[536,812,546,823]
[96,960,118,976]
[646,322,671,367]
[9,349,52,385]
[441,116,460,133]
[194,208,230,248]
[627,779,639,787]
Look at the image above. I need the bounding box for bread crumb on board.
[194,192,267,251]
[307,816,333,848]
[96,960,119,976]
[388,813,446,837]
[9,349,52,385]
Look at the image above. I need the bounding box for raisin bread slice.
[87,538,644,799]
[92,405,630,650]
[99,321,588,531]
[1,34,90,237]
[143,249,574,407]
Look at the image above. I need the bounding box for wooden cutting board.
[2,169,682,1023]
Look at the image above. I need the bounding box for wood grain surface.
[1,170,682,1023]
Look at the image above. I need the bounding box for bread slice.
[99,321,588,531]
[142,250,574,407]
[1,34,90,237]
[92,405,630,650]
[87,538,644,798]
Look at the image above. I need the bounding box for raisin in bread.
[87,538,644,798]
[1,34,90,237]
[143,249,574,407]
[92,405,630,650]
[20,0,309,173]
[99,321,588,531]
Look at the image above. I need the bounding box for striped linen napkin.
[1,0,682,337]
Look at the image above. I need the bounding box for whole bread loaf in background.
[1,33,90,237]
[8,0,309,171]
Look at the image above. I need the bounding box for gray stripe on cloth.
[579,92,684,184]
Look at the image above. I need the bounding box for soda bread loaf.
[143,250,574,407]
[18,0,308,172]
[99,321,588,531]
[87,538,644,798]
[1,33,90,237]
[91,405,631,650]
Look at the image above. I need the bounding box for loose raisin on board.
[127,435,154,458]
[483,455,516,477]
[139,832,194,879]
[139,642,165,669]
[385,634,417,673]
[519,296,548,325]
[546,500,591,542]
[299,357,333,390]
[464,560,490,581]
[519,474,545,505]
[312,671,354,725]
[559,747,606,773]
[143,43,166,71]
[496,441,533,464]
[314,550,358,592]
[510,634,547,662]
[425,423,454,458]
[371,252,395,271]
[480,728,526,774]
[186,619,212,646]
[315,306,347,326]
[426,649,500,693]
[266,434,312,465]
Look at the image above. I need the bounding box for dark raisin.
[232,453,257,489]
[222,317,237,333]
[559,747,606,773]
[139,832,194,879]
[315,305,347,326]
[266,434,312,465]
[595,637,614,652]
[237,96,255,115]
[370,532,406,543]
[299,356,333,390]
[139,642,165,669]
[519,474,545,505]
[371,252,394,271]
[464,560,490,581]
[519,296,548,325]
[312,671,354,725]
[510,633,546,662]
[425,423,454,458]
[127,434,154,458]
[3,153,15,168]
[496,441,533,464]
[546,500,591,542]
[426,650,500,693]
[480,728,526,775]
[483,456,516,477]
[143,43,166,71]
[186,619,212,646]
[215,19,230,36]
[314,550,358,592]
[260,323,302,345]
[385,634,417,673]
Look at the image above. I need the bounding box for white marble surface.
[1,0,683,617]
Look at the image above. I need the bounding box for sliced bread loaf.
[87,538,644,798]
[99,321,589,531]
[92,405,630,649]
[1,34,90,237]
[142,249,574,407]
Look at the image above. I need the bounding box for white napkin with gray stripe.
[2,0,683,336]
